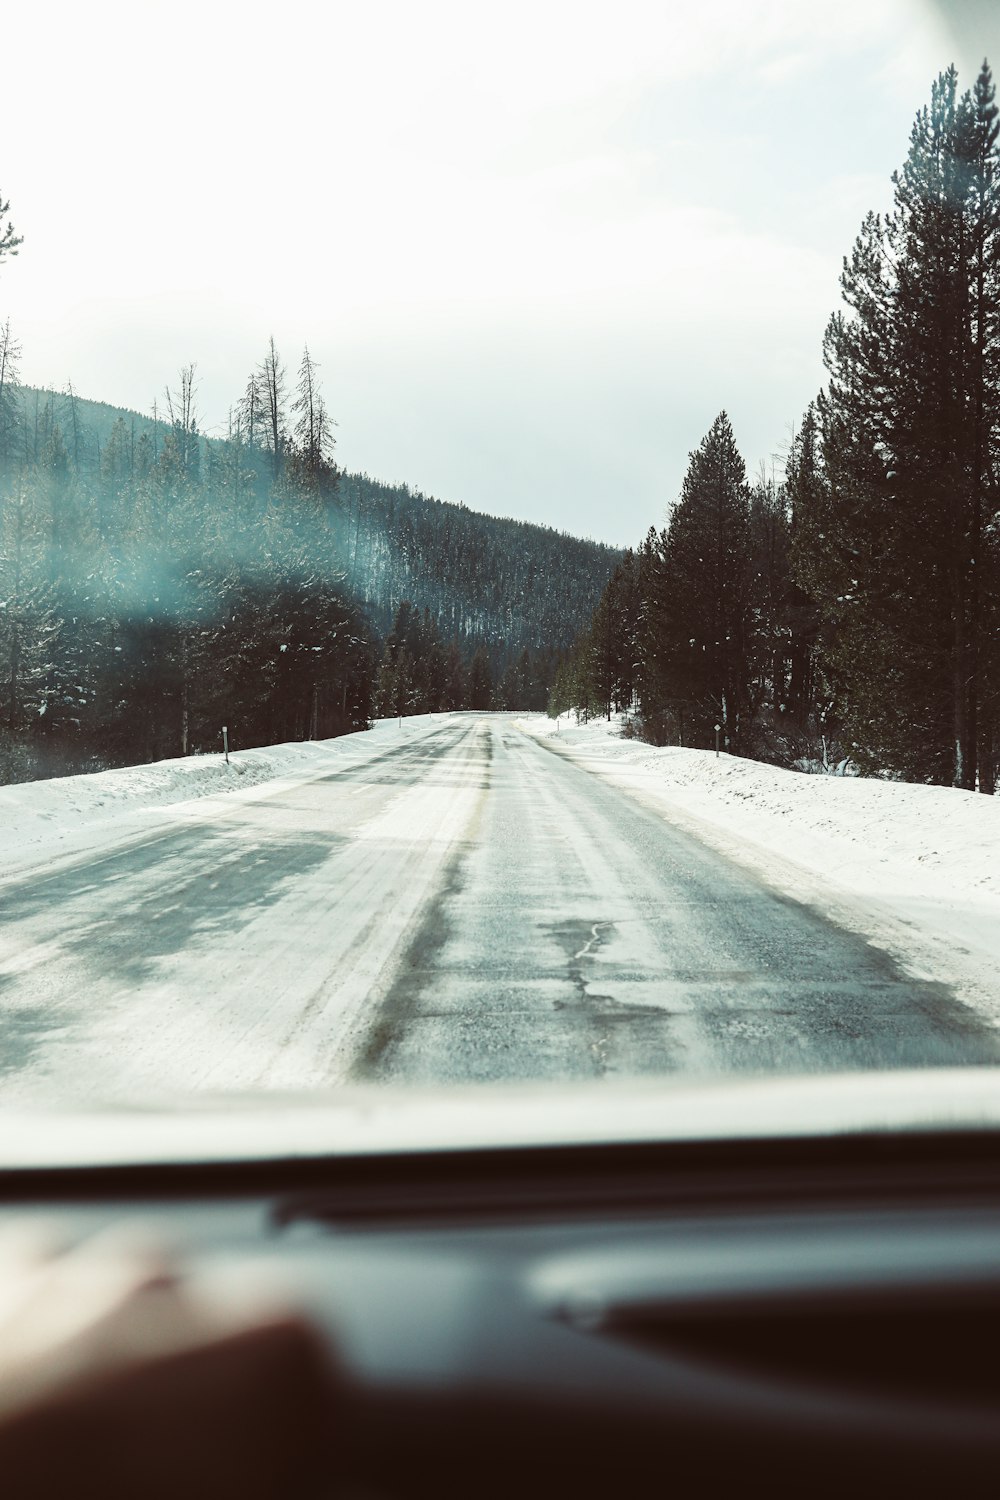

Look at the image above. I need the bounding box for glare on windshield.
[0,1,998,1109]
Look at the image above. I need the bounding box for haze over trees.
[0,326,616,779]
[554,60,1000,794]
[0,345,370,778]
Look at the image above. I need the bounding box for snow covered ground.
[0,715,444,884]
[518,713,1000,1028]
[1,711,997,1104]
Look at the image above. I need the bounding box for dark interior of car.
[3,1124,997,1498]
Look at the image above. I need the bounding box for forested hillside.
[554,61,1000,795]
[12,388,618,685]
[340,472,617,680]
[0,338,617,781]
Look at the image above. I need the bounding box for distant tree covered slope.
[19,386,619,670]
[339,471,619,665]
[0,375,618,780]
[17,385,164,465]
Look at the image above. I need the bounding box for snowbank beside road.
[0,715,443,882]
[518,713,1000,1021]
[519,713,998,905]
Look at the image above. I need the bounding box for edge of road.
[7,710,999,1036]
[516,719,1000,1032]
[0,715,453,888]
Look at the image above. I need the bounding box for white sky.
[2,1,995,544]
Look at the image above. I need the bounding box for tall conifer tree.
[643,412,752,749]
[822,62,1000,787]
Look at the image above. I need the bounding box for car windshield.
[1,0,999,1138]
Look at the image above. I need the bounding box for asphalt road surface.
[1,715,996,1104]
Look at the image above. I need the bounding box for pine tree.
[0,478,59,773]
[0,189,21,266]
[969,61,1000,791]
[258,336,288,482]
[62,381,84,471]
[821,62,1000,787]
[163,364,201,483]
[291,345,337,493]
[0,319,22,475]
[642,413,753,749]
[747,469,790,727]
[782,408,824,726]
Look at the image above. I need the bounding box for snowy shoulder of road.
[517,713,1000,1023]
[0,715,443,882]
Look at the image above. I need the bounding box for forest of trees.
[370,601,559,719]
[7,59,994,791]
[337,471,617,689]
[0,344,616,782]
[553,61,1000,794]
[0,338,379,780]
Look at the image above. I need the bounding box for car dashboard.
[1,1125,998,1498]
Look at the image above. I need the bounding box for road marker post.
[222,725,229,764]
[715,723,720,758]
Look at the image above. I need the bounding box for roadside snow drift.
[0,715,443,882]
[519,713,1000,1024]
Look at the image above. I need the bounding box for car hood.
[1,1069,1000,1169]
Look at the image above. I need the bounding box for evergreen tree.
[291,345,336,493]
[0,319,22,474]
[0,188,21,265]
[642,413,753,750]
[62,381,85,471]
[0,479,58,757]
[821,62,1000,787]
[163,364,201,483]
[782,408,824,725]
[258,336,288,482]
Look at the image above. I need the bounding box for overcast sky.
[2,1,997,545]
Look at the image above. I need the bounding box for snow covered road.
[1,714,998,1105]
